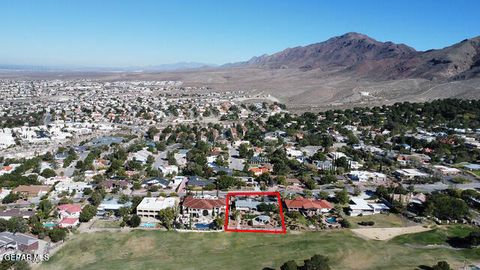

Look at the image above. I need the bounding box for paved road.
[153,144,181,169]
[228,145,244,171]
[413,182,480,193]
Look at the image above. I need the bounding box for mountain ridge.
[231,32,480,81]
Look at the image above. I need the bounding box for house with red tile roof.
[0,164,20,176]
[57,204,82,218]
[248,166,271,176]
[284,197,333,215]
[181,195,225,218]
[59,217,79,228]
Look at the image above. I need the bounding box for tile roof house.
[248,166,271,176]
[284,197,333,214]
[0,209,35,220]
[57,204,82,218]
[58,217,79,228]
[182,195,225,217]
[0,165,19,176]
[13,185,50,198]
[100,180,130,191]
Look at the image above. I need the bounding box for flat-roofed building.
[137,197,178,219]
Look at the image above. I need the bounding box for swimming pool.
[326,217,337,224]
[43,222,57,228]
[194,223,211,230]
[140,223,156,228]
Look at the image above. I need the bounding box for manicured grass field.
[391,225,479,245]
[39,227,480,270]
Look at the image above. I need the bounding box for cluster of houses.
[1,80,480,263]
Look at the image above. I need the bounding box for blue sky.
[0,0,479,67]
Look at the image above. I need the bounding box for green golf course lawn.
[38,226,480,270]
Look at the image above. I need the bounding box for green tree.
[425,193,469,220]
[303,254,331,270]
[2,193,19,204]
[158,208,175,229]
[117,207,131,218]
[216,175,241,190]
[432,261,451,270]
[79,205,97,222]
[280,260,298,270]
[215,155,227,167]
[146,155,155,165]
[238,143,251,158]
[213,215,224,230]
[7,217,28,234]
[38,199,53,218]
[128,214,141,227]
[304,179,317,190]
[335,189,349,204]
[40,168,57,178]
[318,174,336,185]
[146,126,159,140]
[48,228,67,242]
[89,191,104,206]
[167,151,177,165]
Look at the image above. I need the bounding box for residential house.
[284,197,333,215]
[141,177,170,189]
[58,217,79,228]
[207,163,233,175]
[249,166,271,176]
[394,169,430,179]
[181,195,225,218]
[57,204,82,219]
[252,215,271,226]
[12,185,50,198]
[348,197,390,216]
[136,196,178,219]
[234,197,276,212]
[347,171,387,182]
[0,209,35,220]
[0,232,38,252]
[464,163,480,171]
[0,164,20,176]
[55,181,92,193]
[314,160,334,171]
[433,165,461,176]
[100,180,130,192]
[129,149,152,164]
[157,165,179,175]
[187,176,215,188]
[97,197,132,216]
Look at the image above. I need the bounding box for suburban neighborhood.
[1,80,480,269]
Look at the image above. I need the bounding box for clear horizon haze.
[1,0,479,67]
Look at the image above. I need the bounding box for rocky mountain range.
[2,32,480,111]
[233,32,480,81]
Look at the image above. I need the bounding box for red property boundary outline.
[224,191,287,234]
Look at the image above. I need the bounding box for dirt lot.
[351,225,432,241]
